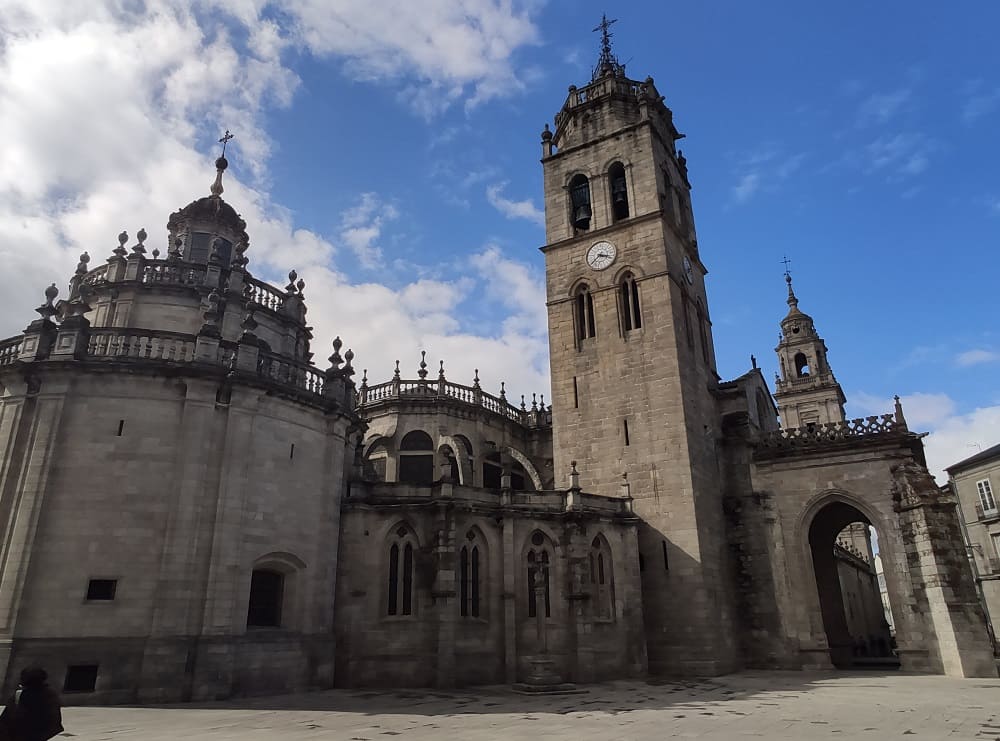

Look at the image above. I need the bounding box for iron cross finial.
[781,255,793,278]
[218,129,234,158]
[593,14,618,56]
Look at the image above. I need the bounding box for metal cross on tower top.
[781,255,793,278]
[591,14,624,80]
[218,129,234,158]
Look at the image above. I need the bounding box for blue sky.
[0,1,997,478]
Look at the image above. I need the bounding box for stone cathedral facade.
[0,42,995,703]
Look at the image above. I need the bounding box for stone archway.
[806,500,895,669]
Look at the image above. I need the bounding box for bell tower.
[772,273,846,428]
[540,18,738,675]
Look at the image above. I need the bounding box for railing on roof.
[81,265,109,285]
[141,260,205,287]
[0,336,22,367]
[359,378,550,428]
[258,350,326,396]
[246,277,285,313]
[87,328,197,362]
[758,415,908,451]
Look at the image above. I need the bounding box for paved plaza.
[60,671,1000,740]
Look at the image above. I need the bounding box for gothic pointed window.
[609,162,629,221]
[387,525,416,616]
[620,272,641,331]
[526,532,552,618]
[590,536,615,620]
[460,530,484,618]
[575,284,596,342]
[569,174,592,231]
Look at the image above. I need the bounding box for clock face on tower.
[586,240,617,270]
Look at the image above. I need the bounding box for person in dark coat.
[0,666,64,741]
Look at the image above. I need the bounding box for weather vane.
[218,129,234,158]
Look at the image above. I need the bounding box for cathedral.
[0,33,994,703]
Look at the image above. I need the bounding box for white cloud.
[486,183,545,226]
[956,349,1000,367]
[857,88,911,126]
[865,132,936,181]
[732,173,761,203]
[851,392,1000,483]
[0,0,550,405]
[339,193,399,270]
[960,81,1000,124]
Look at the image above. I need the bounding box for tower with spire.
[772,271,846,428]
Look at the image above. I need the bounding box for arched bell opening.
[569,174,592,231]
[808,501,897,669]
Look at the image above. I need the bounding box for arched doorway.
[808,501,896,669]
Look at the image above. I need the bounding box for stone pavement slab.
[60,671,1000,740]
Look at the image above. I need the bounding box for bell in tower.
[569,174,592,230]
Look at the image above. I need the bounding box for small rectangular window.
[63,664,99,693]
[624,419,630,446]
[662,541,669,571]
[977,479,996,511]
[86,579,117,601]
[573,377,579,408]
[116,419,125,436]
[289,443,295,460]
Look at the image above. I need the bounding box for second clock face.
[587,240,617,270]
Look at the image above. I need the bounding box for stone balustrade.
[246,277,285,312]
[758,414,908,451]
[360,378,551,428]
[1,325,345,408]
[87,328,197,362]
[140,260,205,287]
[0,336,22,367]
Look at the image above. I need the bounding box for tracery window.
[589,536,615,620]
[620,272,642,331]
[575,285,597,342]
[527,531,552,618]
[387,525,416,616]
[459,530,483,618]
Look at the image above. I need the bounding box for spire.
[785,272,799,311]
[592,14,625,80]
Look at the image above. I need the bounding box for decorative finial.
[473,368,480,388]
[211,132,231,197]
[592,14,623,80]
[541,123,552,141]
[202,289,222,328]
[417,350,428,380]
[169,236,183,261]
[438,360,445,380]
[540,393,545,409]
[36,283,59,319]
[286,269,298,293]
[329,336,343,369]
[131,229,147,256]
[361,368,368,388]
[151,247,160,259]
[531,392,538,411]
[75,252,90,276]
[894,394,908,429]
[296,278,305,296]
[499,381,506,401]
[343,348,355,377]
[393,359,401,379]
[231,238,248,268]
[113,230,128,258]
[521,394,527,411]
[751,354,757,369]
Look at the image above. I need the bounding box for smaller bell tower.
[773,272,846,428]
